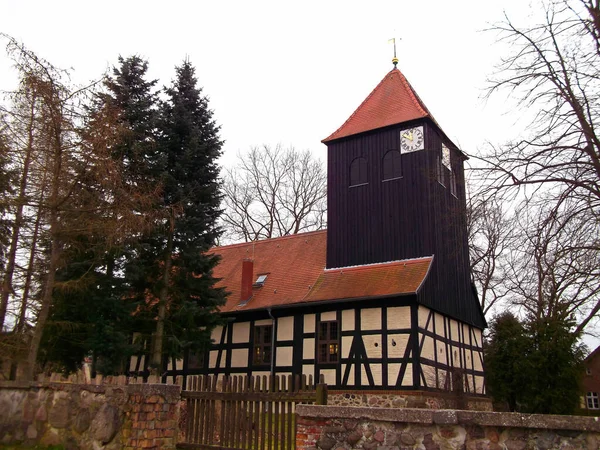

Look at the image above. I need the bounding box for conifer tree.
[144,60,225,370]
[40,56,162,375]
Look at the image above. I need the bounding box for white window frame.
[586,392,599,409]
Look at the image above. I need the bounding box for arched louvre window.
[382,150,402,180]
[349,157,368,186]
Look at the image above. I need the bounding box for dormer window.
[254,274,268,287]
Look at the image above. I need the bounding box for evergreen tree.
[40,56,162,375]
[522,315,586,414]
[144,60,225,369]
[484,312,529,411]
[485,311,586,414]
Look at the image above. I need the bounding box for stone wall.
[296,405,600,450]
[0,381,181,450]
[328,390,493,411]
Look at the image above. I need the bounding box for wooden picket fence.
[177,374,327,450]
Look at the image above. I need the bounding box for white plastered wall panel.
[436,340,447,365]
[277,316,294,341]
[475,376,485,394]
[254,319,272,327]
[231,349,248,368]
[320,369,336,386]
[232,322,250,344]
[472,328,483,349]
[342,336,353,358]
[387,306,411,329]
[209,350,219,369]
[129,355,141,372]
[303,338,315,359]
[422,364,436,388]
[438,368,447,389]
[302,364,314,379]
[388,363,400,386]
[363,335,383,358]
[341,364,355,385]
[277,346,293,366]
[473,349,483,372]
[342,309,355,331]
[434,313,446,337]
[402,364,413,386]
[387,334,409,358]
[321,311,336,321]
[361,308,382,330]
[418,305,430,328]
[253,371,271,378]
[361,365,382,386]
[304,314,316,333]
[421,335,435,360]
[451,346,463,368]
[450,320,459,344]
[211,326,224,343]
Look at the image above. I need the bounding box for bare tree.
[0,36,160,379]
[504,198,600,334]
[467,189,514,316]
[221,144,326,242]
[473,0,600,334]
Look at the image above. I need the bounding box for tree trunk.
[0,94,37,330]
[150,210,175,373]
[22,115,63,381]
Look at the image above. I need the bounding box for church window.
[253,325,272,365]
[587,392,599,409]
[382,150,402,181]
[437,155,445,186]
[318,320,339,363]
[450,170,458,197]
[350,157,368,186]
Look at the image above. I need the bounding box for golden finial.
[389,37,400,68]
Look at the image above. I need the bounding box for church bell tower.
[322,65,484,327]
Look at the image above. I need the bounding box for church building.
[136,63,487,406]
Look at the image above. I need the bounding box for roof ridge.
[213,229,327,251]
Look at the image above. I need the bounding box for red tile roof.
[212,230,432,313]
[322,68,432,143]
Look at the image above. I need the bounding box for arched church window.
[349,157,368,186]
[382,150,402,180]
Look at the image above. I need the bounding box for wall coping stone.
[0,381,181,402]
[296,405,600,432]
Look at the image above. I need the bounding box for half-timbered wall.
[134,301,485,395]
[417,306,485,395]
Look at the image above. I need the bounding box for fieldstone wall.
[328,391,493,412]
[296,405,600,450]
[0,381,181,450]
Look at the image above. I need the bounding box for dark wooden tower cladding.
[323,68,485,328]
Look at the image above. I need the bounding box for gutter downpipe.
[267,307,276,378]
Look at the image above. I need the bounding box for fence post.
[316,383,328,405]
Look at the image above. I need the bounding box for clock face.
[400,126,424,153]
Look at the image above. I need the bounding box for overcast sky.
[0,0,528,167]
[5,0,595,346]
